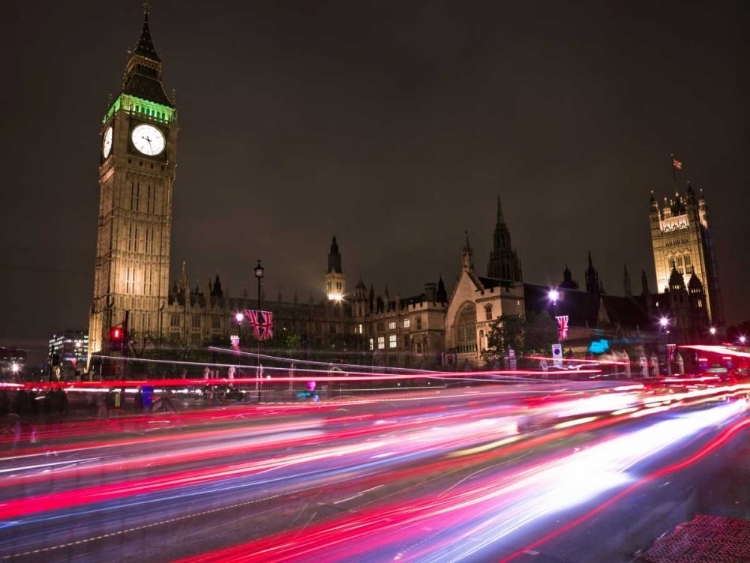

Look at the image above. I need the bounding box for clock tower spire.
[88,4,178,363]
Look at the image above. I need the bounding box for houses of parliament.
[88,7,722,370]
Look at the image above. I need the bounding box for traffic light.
[109,326,124,351]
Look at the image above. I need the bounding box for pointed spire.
[327,235,342,274]
[462,231,474,272]
[133,2,161,62]
[293,287,299,304]
[179,261,188,292]
[437,275,447,303]
[641,269,650,295]
[623,265,632,298]
[496,195,505,225]
[588,251,594,269]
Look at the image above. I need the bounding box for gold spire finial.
[143,1,152,15]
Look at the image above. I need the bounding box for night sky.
[1,0,747,362]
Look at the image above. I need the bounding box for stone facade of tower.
[88,7,178,359]
[649,185,723,326]
[487,197,523,282]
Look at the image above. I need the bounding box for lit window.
[404,319,410,328]
[369,338,374,351]
[377,336,385,350]
[389,334,397,348]
[170,314,180,327]
[388,321,396,330]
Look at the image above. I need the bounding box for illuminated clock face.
[102,126,113,159]
[131,124,165,156]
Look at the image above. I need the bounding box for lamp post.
[254,260,265,403]
[235,312,244,372]
[549,289,560,342]
[659,317,670,376]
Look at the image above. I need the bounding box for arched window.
[485,304,493,321]
[456,303,477,353]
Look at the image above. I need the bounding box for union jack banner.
[667,343,677,361]
[244,309,261,340]
[259,310,274,341]
[556,315,569,341]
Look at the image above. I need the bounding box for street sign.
[552,343,563,367]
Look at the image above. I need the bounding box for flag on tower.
[672,158,682,170]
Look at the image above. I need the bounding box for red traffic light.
[109,326,125,351]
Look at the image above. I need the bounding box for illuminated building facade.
[86,7,718,372]
[649,185,723,326]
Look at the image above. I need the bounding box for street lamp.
[254,260,264,403]
[659,317,670,376]
[548,289,560,342]
[709,327,717,336]
[740,335,747,345]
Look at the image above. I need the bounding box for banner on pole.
[556,315,569,341]
[667,343,677,361]
[243,310,275,341]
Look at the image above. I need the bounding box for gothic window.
[315,323,321,333]
[377,336,385,350]
[377,322,384,332]
[404,319,410,328]
[479,329,485,350]
[170,314,180,327]
[211,317,221,330]
[131,182,140,211]
[191,315,201,330]
[455,303,477,352]
[416,342,422,354]
[125,267,135,294]
[388,321,396,330]
[389,334,397,348]
[369,338,374,351]
[403,334,410,348]
[485,304,493,321]
[330,323,336,334]
[416,316,422,330]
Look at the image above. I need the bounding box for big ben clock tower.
[89,3,178,360]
